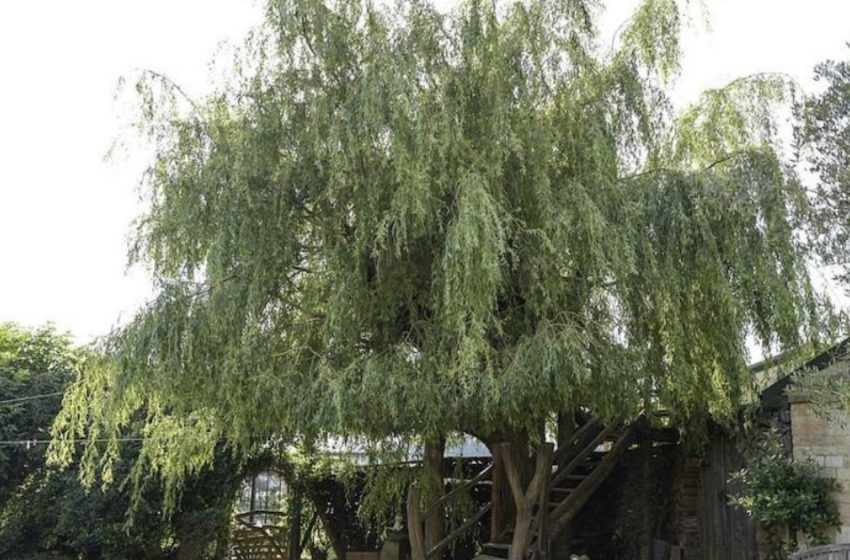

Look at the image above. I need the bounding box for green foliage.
[357,463,417,531]
[0,324,243,560]
[606,446,677,558]
[0,324,79,504]
[0,457,172,560]
[729,437,840,546]
[52,0,823,510]
[0,447,244,560]
[790,362,850,420]
[799,47,850,282]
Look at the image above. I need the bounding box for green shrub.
[729,438,840,546]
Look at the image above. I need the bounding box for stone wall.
[789,397,850,543]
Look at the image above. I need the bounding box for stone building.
[762,339,850,545]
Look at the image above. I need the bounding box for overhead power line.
[0,437,147,448]
[0,391,65,406]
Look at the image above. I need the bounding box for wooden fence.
[792,544,850,560]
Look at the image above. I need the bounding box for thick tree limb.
[407,485,427,560]
[502,442,555,560]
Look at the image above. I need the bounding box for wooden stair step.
[482,542,511,558]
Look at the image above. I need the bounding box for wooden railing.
[407,461,495,560]
[792,544,850,560]
[231,510,288,560]
[406,414,642,560]
[425,464,494,559]
[534,413,643,559]
[550,418,639,529]
[428,463,493,516]
[552,418,602,466]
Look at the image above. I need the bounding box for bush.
[729,437,840,547]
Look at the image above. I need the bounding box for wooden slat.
[426,502,493,559]
[425,463,494,515]
[230,524,288,560]
[548,418,638,537]
[553,418,602,466]
[551,418,622,488]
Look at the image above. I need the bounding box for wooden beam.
[554,417,600,466]
[426,502,492,559]
[426,463,493,514]
[537,446,552,560]
[490,444,507,542]
[288,486,303,560]
[551,418,621,488]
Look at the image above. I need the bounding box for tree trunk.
[484,429,536,541]
[502,442,555,560]
[536,452,552,560]
[407,485,427,560]
[423,438,446,555]
[174,513,199,560]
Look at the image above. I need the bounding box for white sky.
[1,0,849,343]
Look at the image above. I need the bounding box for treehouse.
[229,395,824,560]
[227,335,850,560]
[227,411,712,560]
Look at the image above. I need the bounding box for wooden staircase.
[477,415,640,559]
[407,414,643,560]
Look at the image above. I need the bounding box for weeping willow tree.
[52,0,819,524]
[800,49,850,282]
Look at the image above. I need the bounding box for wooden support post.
[491,444,506,542]
[537,449,552,560]
[303,485,346,560]
[288,485,303,560]
[639,436,652,560]
[553,412,576,560]
[249,474,257,526]
[556,411,576,460]
[407,485,427,560]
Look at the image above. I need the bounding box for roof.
[760,338,850,410]
[319,435,491,464]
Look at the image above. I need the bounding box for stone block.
[825,455,845,468]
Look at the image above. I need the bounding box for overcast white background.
[1,0,849,343]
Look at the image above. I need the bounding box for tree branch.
[140,69,199,111]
